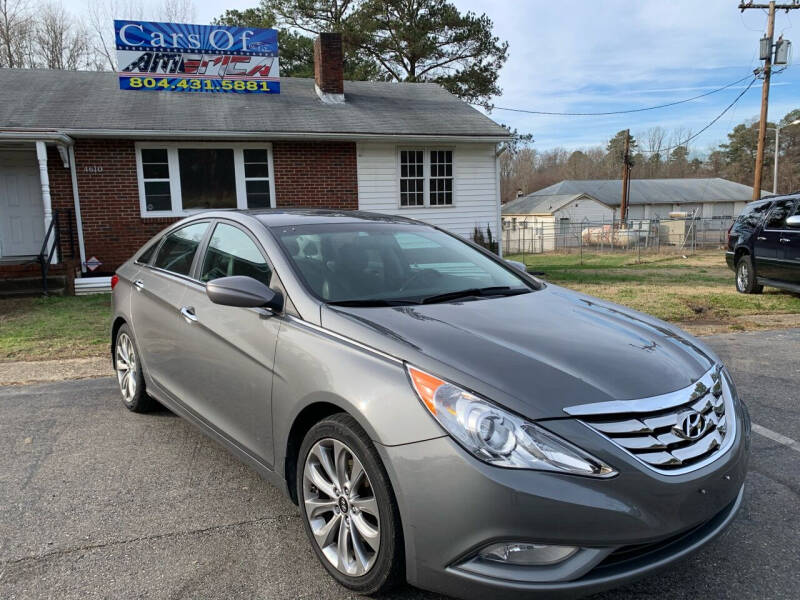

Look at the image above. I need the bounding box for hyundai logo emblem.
[676,411,707,440]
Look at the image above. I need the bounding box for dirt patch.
[0,357,112,386]
[677,313,800,336]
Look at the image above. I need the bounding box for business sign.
[115,20,279,93]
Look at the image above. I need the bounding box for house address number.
[83,166,104,173]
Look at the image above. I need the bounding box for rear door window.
[200,223,272,287]
[735,201,771,231]
[152,222,209,276]
[135,240,159,265]
[764,199,794,230]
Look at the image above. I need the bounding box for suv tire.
[736,255,763,294]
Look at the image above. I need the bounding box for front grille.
[564,366,735,474]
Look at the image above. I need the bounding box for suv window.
[200,223,272,287]
[764,199,795,230]
[152,222,209,276]
[735,201,771,231]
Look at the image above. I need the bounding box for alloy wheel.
[302,438,381,577]
[115,332,138,403]
[737,262,749,291]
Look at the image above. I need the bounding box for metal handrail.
[38,212,61,296]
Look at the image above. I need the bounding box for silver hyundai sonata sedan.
[111,209,749,599]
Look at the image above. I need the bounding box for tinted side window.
[764,199,794,229]
[735,202,771,231]
[152,222,209,276]
[200,223,272,287]
[136,240,159,264]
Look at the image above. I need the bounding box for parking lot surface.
[1,328,799,600]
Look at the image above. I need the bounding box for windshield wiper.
[420,286,531,305]
[327,299,419,307]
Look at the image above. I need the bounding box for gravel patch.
[0,356,111,386]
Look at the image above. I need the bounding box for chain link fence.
[502,217,735,259]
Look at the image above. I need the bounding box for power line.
[485,74,755,116]
[639,76,758,154]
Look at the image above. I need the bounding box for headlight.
[407,366,616,477]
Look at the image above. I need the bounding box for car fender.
[271,316,445,470]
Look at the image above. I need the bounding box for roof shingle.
[0,69,509,139]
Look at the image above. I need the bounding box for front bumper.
[377,402,749,599]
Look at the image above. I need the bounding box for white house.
[0,33,508,293]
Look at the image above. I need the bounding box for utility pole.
[739,1,800,199]
[620,129,631,226]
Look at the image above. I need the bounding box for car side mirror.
[786,215,800,229]
[206,276,283,312]
[506,259,528,273]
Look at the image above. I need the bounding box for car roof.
[748,193,800,207]
[244,209,424,228]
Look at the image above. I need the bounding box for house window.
[429,150,453,206]
[243,149,271,209]
[178,149,236,210]
[399,149,454,207]
[141,149,171,212]
[136,143,274,217]
[400,150,425,207]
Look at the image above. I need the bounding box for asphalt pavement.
[1,328,798,600]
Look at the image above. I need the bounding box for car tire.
[297,413,404,595]
[735,255,763,294]
[114,324,158,413]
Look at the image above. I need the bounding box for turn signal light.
[407,367,445,415]
[110,275,119,290]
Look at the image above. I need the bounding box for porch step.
[0,276,66,297]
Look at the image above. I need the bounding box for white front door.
[0,150,44,257]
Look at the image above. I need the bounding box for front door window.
[200,223,272,287]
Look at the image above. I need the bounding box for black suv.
[726,194,800,293]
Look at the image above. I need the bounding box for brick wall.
[272,141,357,210]
[67,139,177,274]
[53,138,358,273]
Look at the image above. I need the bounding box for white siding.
[356,142,499,240]
[552,197,614,222]
[626,205,645,219]
[646,204,672,219]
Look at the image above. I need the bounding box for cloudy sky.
[65,0,799,154]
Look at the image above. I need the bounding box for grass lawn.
[1,250,799,363]
[0,295,112,361]
[508,250,800,332]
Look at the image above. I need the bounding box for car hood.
[320,284,718,420]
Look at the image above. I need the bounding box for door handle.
[780,237,791,243]
[180,306,198,323]
[133,279,144,290]
[757,236,767,241]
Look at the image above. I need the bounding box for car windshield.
[274,223,534,305]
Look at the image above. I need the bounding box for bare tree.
[161,0,195,23]
[0,0,34,68]
[33,3,94,70]
[87,0,196,71]
[644,126,667,155]
[87,0,143,71]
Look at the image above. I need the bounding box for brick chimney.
[314,33,345,103]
